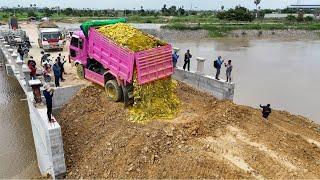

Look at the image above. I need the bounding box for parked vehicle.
[69,18,173,105]
[8,17,18,30]
[1,29,30,48]
[37,22,65,51]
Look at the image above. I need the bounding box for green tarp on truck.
[80,18,127,37]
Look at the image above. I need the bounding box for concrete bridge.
[0,32,235,179]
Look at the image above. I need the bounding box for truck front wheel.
[105,80,123,102]
[76,64,84,79]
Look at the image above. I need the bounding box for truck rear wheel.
[122,85,134,106]
[76,64,84,79]
[105,80,122,102]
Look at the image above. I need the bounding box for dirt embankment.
[58,83,320,179]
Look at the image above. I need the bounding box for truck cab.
[38,28,65,51]
[69,31,87,66]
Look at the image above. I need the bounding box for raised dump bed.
[69,19,173,104]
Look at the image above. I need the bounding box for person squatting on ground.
[43,84,55,123]
[57,54,66,81]
[52,59,61,87]
[27,56,37,79]
[225,60,233,83]
[40,51,50,66]
[260,104,272,119]
[43,62,52,83]
[183,50,192,71]
[172,50,179,68]
[214,56,224,80]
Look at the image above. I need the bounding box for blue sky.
[1,0,320,10]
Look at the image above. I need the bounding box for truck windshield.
[42,33,61,40]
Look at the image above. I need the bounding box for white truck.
[37,22,65,51]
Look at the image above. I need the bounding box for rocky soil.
[58,83,320,179]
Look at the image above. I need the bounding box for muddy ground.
[58,83,320,179]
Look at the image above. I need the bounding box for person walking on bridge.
[214,56,224,80]
[183,50,192,71]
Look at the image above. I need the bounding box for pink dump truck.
[69,19,173,104]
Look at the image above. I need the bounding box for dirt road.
[58,83,320,179]
[20,22,88,86]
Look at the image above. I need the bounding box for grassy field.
[1,12,319,38]
[162,22,320,37]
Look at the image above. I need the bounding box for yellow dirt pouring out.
[129,77,180,123]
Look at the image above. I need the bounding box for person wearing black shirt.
[260,104,272,119]
[43,84,55,123]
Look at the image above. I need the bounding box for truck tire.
[105,80,122,102]
[122,85,134,107]
[76,64,84,79]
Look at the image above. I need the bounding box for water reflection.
[0,67,39,178]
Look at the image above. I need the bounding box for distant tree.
[139,6,145,15]
[254,0,261,18]
[168,6,177,16]
[286,15,296,21]
[27,11,36,17]
[178,6,185,16]
[304,16,314,22]
[43,7,54,17]
[64,8,73,16]
[297,11,304,22]
[221,5,225,11]
[216,6,254,22]
[161,4,168,15]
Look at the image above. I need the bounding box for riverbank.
[162,23,320,39]
[58,84,320,179]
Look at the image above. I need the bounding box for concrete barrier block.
[173,68,235,101]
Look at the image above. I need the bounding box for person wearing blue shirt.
[52,59,61,87]
[214,56,224,80]
[172,51,179,68]
[43,84,55,123]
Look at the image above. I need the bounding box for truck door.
[70,35,85,64]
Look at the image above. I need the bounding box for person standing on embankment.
[183,50,192,71]
[43,84,55,123]
[27,56,37,80]
[172,50,179,68]
[214,56,224,80]
[57,54,66,81]
[225,60,233,83]
[52,59,61,87]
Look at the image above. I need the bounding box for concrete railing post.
[196,57,206,75]
[3,44,10,62]
[8,48,14,64]
[17,59,25,79]
[29,79,43,103]
[0,39,4,61]
[11,53,19,73]
[23,64,31,88]
[0,38,5,48]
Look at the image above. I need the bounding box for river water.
[173,38,320,123]
[0,66,39,178]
